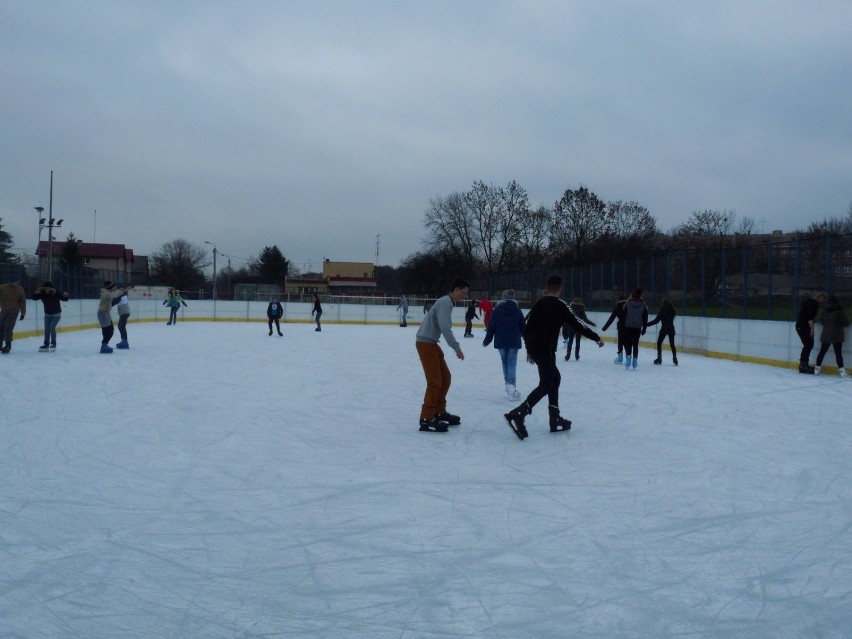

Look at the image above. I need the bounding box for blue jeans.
[498,348,519,385]
[43,313,61,345]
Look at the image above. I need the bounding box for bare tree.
[423,192,477,272]
[151,238,211,291]
[464,181,505,275]
[550,186,609,264]
[676,209,736,250]
[516,204,551,270]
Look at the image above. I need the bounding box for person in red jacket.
[479,295,494,330]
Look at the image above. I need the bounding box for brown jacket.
[0,282,27,316]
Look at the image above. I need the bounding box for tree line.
[1,182,849,296]
[394,180,852,294]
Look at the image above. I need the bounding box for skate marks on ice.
[1,323,851,637]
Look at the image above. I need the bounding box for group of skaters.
[415,275,603,437]
[415,276,850,438]
[796,291,849,376]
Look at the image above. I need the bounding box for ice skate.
[632,357,638,369]
[625,355,632,368]
[614,352,623,364]
[505,384,521,401]
[548,405,571,433]
[116,340,129,349]
[419,417,449,433]
[504,402,530,440]
[798,363,814,374]
[840,367,848,378]
[653,357,662,365]
[100,344,113,354]
[435,411,460,426]
[813,365,821,375]
[39,344,50,352]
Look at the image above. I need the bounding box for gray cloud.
[2,1,850,270]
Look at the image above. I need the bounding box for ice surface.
[1,322,851,638]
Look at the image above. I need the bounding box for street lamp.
[204,241,218,300]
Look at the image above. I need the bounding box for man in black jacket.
[505,275,604,440]
[795,292,827,374]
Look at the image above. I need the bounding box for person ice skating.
[483,289,526,400]
[32,280,69,352]
[795,292,827,374]
[464,300,478,337]
[647,299,678,365]
[602,294,627,363]
[98,281,129,353]
[504,275,603,440]
[0,273,26,354]
[479,295,494,330]
[267,298,284,335]
[415,277,469,432]
[814,294,848,377]
[163,288,188,325]
[312,293,323,331]
[396,294,409,327]
[622,289,648,369]
[111,285,133,349]
[562,297,595,361]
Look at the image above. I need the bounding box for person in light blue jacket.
[483,289,526,400]
[163,289,188,325]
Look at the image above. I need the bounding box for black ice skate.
[419,417,449,433]
[548,405,572,433]
[434,412,460,426]
[504,402,530,440]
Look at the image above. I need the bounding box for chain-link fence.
[471,234,852,319]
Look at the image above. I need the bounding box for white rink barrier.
[11,299,851,374]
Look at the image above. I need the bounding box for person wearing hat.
[0,273,27,353]
[32,281,70,352]
[622,288,648,369]
[98,281,129,353]
[482,289,526,400]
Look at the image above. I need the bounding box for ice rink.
[2,321,850,638]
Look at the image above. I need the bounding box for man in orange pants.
[415,278,469,432]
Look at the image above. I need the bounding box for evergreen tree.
[0,218,19,264]
[257,246,288,283]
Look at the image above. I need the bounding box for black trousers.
[623,327,641,358]
[796,324,814,365]
[525,351,561,410]
[656,328,676,358]
[815,342,844,368]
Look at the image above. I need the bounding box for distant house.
[36,241,148,280]
[322,259,376,294]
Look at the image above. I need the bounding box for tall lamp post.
[34,206,45,280]
[204,241,218,300]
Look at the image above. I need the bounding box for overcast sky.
[2,1,850,271]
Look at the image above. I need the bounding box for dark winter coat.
[32,286,69,315]
[819,302,848,344]
[624,297,648,331]
[267,301,283,319]
[602,298,627,331]
[647,301,677,335]
[483,299,525,350]
[524,296,600,355]
[562,301,595,339]
[465,304,479,322]
[796,298,821,328]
